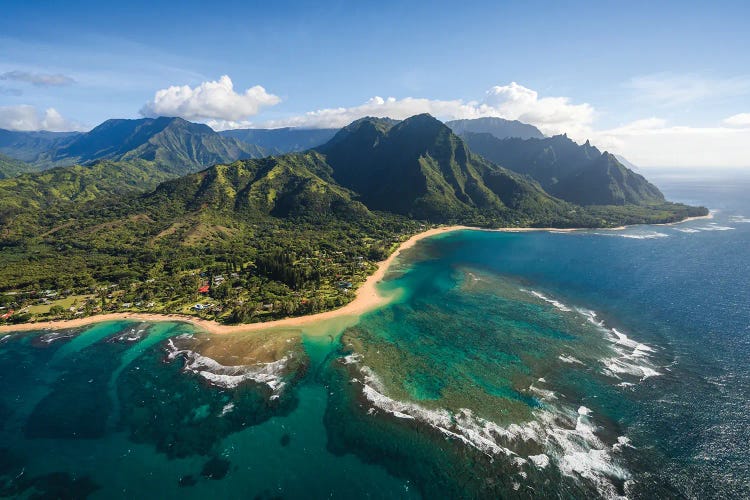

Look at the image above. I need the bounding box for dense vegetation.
[0,114,707,326]
[0,154,35,179]
[461,132,666,205]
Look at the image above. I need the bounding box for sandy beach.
[0,225,464,335]
[0,216,713,335]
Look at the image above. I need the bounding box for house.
[193,304,206,311]
[0,310,13,320]
[198,285,210,294]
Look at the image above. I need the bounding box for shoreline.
[0,225,461,335]
[0,214,713,335]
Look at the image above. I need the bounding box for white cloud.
[0,105,82,131]
[626,73,750,107]
[0,70,75,86]
[723,113,750,127]
[204,118,255,131]
[140,75,280,122]
[481,83,595,138]
[234,80,749,167]
[255,82,594,138]
[592,119,750,168]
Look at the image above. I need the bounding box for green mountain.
[0,129,79,162]
[0,117,275,219]
[45,117,267,173]
[0,160,173,219]
[0,117,269,178]
[317,114,569,223]
[446,117,545,140]
[0,154,36,179]
[148,152,368,220]
[461,132,665,206]
[219,127,338,154]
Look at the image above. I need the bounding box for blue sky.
[1,0,749,167]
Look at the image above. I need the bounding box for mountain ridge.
[317,114,569,223]
[460,132,665,206]
[446,117,545,140]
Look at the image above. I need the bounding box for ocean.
[1,170,748,498]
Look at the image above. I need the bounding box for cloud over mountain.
[0,104,82,131]
[255,82,594,138]
[140,75,281,122]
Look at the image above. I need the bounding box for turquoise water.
[1,172,749,498]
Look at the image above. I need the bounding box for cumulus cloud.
[0,105,82,131]
[254,82,594,138]
[140,75,280,122]
[723,113,750,127]
[0,70,75,86]
[481,83,595,138]
[626,73,750,107]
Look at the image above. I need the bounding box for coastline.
[0,214,713,335]
[0,225,462,335]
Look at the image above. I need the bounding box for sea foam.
[346,358,631,498]
[696,223,735,231]
[528,290,662,384]
[166,339,290,393]
[521,289,572,312]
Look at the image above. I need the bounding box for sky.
[1,0,749,168]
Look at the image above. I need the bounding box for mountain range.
[127,115,572,227]
[0,114,703,226]
[460,132,664,206]
[0,117,267,174]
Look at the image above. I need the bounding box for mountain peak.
[39,116,266,173]
[461,131,663,206]
[314,113,561,220]
[393,113,446,133]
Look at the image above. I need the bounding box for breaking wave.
[694,223,735,231]
[521,289,572,312]
[524,289,662,384]
[345,359,632,498]
[594,231,669,240]
[165,338,290,393]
